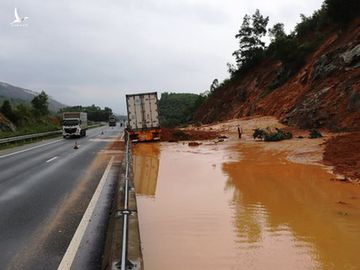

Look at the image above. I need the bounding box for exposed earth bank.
[194,19,360,132]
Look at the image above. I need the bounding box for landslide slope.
[194,19,360,131]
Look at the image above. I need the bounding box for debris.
[188,141,201,147]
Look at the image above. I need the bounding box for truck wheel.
[83,130,86,137]
[63,135,66,139]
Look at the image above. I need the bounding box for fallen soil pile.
[161,127,219,142]
[323,132,360,181]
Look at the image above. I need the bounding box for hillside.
[159,92,201,127]
[194,19,360,131]
[0,82,66,112]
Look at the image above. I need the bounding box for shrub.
[264,128,293,141]
[309,129,323,139]
[253,127,293,141]
[253,128,266,140]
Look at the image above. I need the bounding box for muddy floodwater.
[133,141,360,270]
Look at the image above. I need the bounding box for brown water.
[133,142,360,270]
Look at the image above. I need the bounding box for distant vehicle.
[109,115,117,127]
[126,92,161,142]
[62,112,87,138]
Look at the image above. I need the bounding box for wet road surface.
[0,125,122,270]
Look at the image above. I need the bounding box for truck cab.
[62,112,88,138]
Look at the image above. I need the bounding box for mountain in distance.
[0,81,67,112]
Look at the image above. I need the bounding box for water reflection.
[135,142,360,270]
[132,143,160,197]
[223,144,360,269]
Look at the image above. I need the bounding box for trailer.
[126,92,161,142]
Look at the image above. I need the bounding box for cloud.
[0,0,323,114]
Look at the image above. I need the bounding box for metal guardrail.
[0,130,62,145]
[118,130,133,270]
[0,124,105,145]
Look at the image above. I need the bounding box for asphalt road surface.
[0,125,123,270]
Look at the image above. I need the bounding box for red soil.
[323,132,360,181]
[161,127,219,142]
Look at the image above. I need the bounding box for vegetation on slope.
[0,91,113,138]
[0,91,60,138]
[228,0,359,82]
[159,92,203,127]
[194,0,360,130]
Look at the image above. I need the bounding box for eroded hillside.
[194,19,360,131]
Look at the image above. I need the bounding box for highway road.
[0,125,123,270]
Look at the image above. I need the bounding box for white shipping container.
[126,92,160,131]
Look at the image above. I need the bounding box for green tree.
[324,0,359,25]
[233,10,269,72]
[268,23,286,42]
[1,100,16,122]
[104,107,113,119]
[60,105,113,122]
[31,91,49,116]
[159,93,200,127]
[210,79,219,93]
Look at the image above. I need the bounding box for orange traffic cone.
[74,141,79,149]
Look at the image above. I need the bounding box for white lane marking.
[89,138,119,142]
[57,156,115,270]
[0,139,63,159]
[46,156,58,163]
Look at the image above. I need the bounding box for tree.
[226,63,237,77]
[268,23,286,42]
[31,91,49,116]
[210,79,219,93]
[104,107,113,119]
[158,93,200,127]
[324,0,359,25]
[233,10,269,72]
[60,105,114,122]
[1,100,16,122]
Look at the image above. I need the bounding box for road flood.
[133,141,360,270]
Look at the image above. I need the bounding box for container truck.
[126,92,161,142]
[109,115,117,126]
[62,112,88,138]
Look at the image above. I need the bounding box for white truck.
[126,92,161,142]
[109,115,117,127]
[62,112,88,138]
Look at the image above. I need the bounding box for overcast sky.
[0,0,323,114]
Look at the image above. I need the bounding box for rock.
[347,90,360,112]
[341,44,360,67]
[0,113,16,132]
[311,54,340,81]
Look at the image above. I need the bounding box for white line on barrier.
[0,139,64,159]
[57,156,115,270]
